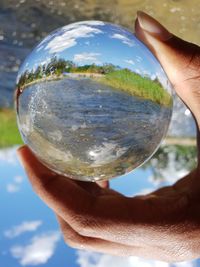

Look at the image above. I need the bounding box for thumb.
[135,11,200,128]
[96,180,110,189]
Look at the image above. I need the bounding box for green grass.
[100,70,172,107]
[0,108,23,148]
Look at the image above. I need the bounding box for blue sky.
[0,147,78,267]
[0,147,198,267]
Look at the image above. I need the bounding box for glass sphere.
[15,21,173,182]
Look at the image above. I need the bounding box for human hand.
[17,11,200,262]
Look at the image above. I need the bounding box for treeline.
[17,56,120,88]
[143,144,196,181]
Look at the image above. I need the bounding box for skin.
[17,13,200,262]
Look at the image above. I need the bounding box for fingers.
[135,11,200,128]
[17,145,95,222]
[16,146,138,244]
[56,215,186,262]
[96,180,109,189]
[17,145,188,247]
[17,146,131,237]
[56,214,141,257]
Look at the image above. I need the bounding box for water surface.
[18,78,171,180]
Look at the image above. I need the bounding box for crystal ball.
[16,21,173,182]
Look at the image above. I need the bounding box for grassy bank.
[100,70,172,107]
[18,55,172,107]
[0,109,23,148]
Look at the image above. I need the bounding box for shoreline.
[18,72,104,92]
[18,72,172,107]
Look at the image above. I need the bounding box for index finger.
[17,146,141,229]
[17,146,95,219]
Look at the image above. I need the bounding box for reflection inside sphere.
[16,20,173,181]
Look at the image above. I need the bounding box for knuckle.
[65,236,86,250]
[72,216,98,236]
[74,217,92,235]
[63,233,79,248]
[60,226,77,245]
[66,239,80,249]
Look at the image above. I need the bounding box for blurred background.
[0,0,199,266]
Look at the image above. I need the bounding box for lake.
[17,78,171,181]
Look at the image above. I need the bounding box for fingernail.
[96,180,109,189]
[137,11,172,41]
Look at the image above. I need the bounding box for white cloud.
[135,68,141,74]
[155,70,172,94]
[6,183,20,193]
[10,231,60,266]
[46,37,76,53]
[36,45,44,52]
[74,52,101,64]
[150,74,156,80]
[110,33,134,47]
[124,59,135,65]
[142,70,151,77]
[45,25,103,53]
[136,56,142,62]
[5,175,24,193]
[4,220,42,239]
[14,175,24,184]
[0,147,18,166]
[38,57,51,67]
[76,251,195,267]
